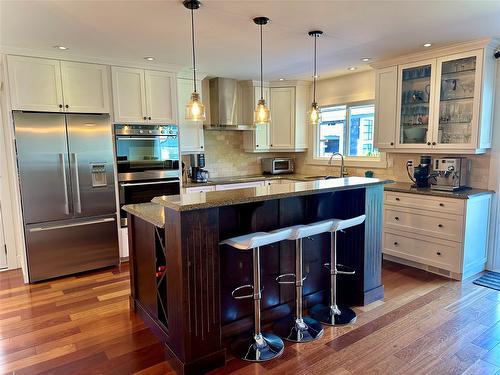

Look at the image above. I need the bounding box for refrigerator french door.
[14,112,119,282]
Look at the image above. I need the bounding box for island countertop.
[152,177,392,211]
[123,202,165,227]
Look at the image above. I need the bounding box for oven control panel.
[114,124,178,136]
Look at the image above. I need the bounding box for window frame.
[307,99,387,169]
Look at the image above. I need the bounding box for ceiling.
[1,1,500,81]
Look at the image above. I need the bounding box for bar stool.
[220,229,292,362]
[273,220,333,342]
[310,215,366,326]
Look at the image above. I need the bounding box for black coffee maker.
[410,155,432,188]
[190,154,209,183]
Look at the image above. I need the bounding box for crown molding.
[0,45,185,73]
[370,38,500,69]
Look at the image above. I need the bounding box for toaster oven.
[261,157,294,175]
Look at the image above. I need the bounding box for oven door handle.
[116,137,173,141]
[119,180,180,187]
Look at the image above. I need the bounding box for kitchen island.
[124,177,391,374]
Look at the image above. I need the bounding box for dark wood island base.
[125,178,389,374]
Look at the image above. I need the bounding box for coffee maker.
[190,153,209,183]
[431,157,470,191]
[407,155,432,188]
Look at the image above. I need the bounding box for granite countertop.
[183,174,320,188]
[153,177,392,212]
[385,182,495,199]
[122,202,165,227]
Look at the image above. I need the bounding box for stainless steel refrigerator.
[13,112,119,282]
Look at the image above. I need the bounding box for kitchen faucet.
[328,152,347,178]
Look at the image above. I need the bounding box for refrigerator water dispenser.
[90,163,108,187]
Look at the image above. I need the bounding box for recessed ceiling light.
[54,45,68,50]
[279,78,285,81]
[361,57,371,62]
[347,66,357,71]
[423,43,432,48]
[144,56,155,61]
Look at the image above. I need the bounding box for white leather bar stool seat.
[272,220,334,343]
[310,214,366,326]
[221,230,292,250]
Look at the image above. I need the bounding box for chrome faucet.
[328,152,347,178]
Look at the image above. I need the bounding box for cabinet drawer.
[383,230,461,272]
[385,191,464,215]
[384,207,463,242]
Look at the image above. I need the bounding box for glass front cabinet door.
[396,60,436,148]
[431,50,483,149]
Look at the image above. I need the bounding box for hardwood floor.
[1,261,499,374]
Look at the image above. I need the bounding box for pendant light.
[183,0,205,121]
[308,30,323,125]
[253,17,270,125]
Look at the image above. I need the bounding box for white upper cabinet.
[177,78,204,153]
[270,87,295,149]
[8,56,64,112]
[112,67,147,123]
[111,67,177,124]
[145,70,176,124]
[242,83,270,151]
[60,61,110,113]
[373,40,497,154]
[374,66,398,149]
[8,56,109,113]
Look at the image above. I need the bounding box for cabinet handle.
[390,142,394,146]
[432,142,436,145]
[59,104,63,109]
[438,224,443,228]
[394,242,399,246]
[436,251,442,256]
[148,116,152,120]
[395,197,400,201]
[439,203,445,207]
[427,142,431,146]
[395,216,399,221]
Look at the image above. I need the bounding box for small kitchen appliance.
[431,157,470,191]
[407,155,432,188]
[190,153,209,183]
[262,157,294,175]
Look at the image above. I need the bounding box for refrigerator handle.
[59,153,70,215]
[28,217,116,232]
[72,153,82,213]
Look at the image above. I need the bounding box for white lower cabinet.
[383,190,492,280]
[215,181,265,191]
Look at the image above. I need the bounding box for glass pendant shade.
[185,92,206,121]
[309,102,321,125]
[254,98,270,125]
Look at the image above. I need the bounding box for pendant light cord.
[260,24,263,100]
[313,33,317,103]
[191,7,197,93]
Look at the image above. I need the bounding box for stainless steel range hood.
[204,77,254,130]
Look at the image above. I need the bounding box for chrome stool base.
[231,332,284,362]
[310,304,357,326]
[273,316,324,342]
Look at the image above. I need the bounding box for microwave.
[261,157,294,175]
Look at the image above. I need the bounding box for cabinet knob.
[256,145,259,147]
[394,242,399,246]
[390,142,394,146]
[432,142,436,145]
[395,216,399,221]
[427,142,431,146]
[436,251,442,256]
[270,144,273,147]
[438,224,443,228]
[200,146,204,149]
[395,197,400,201]
[59,104,63,109]
[143,116,147,120]
[439,203,445,207]
[148,117,152,120]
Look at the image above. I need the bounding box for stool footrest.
[337,264,355,275]
[275,273,307,284]
[231,284,254,300]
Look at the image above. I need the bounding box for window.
[316,102,378,158]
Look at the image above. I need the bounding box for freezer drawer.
[25,216,119,282]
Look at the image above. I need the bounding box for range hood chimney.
[205,78,254,130]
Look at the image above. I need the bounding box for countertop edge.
[123,203,165,228]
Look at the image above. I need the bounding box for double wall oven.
[114,124,180,226]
